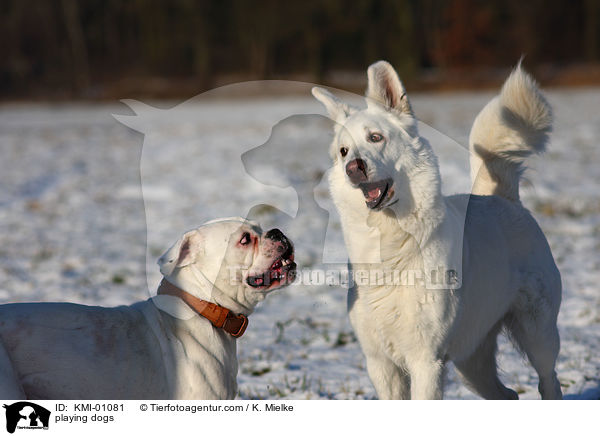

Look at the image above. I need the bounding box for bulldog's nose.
[266,228,286,243]
[265,228,292,254]
[346,158,368,184]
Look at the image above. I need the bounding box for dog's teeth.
[368,187,381,199]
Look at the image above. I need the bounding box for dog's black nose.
[266,228,292,255]
[346,158,368,184]
[266,228,285,242]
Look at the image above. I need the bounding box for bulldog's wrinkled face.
[242,227,296,290]
[158,218,296,304]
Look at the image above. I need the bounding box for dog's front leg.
[365,355,411,400]
[408,359,445,400]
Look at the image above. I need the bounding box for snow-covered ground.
[0,82,598,400]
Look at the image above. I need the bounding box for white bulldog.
[0,217,296,400]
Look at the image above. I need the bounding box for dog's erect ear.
[312,87,355,123]
[366,60,413,116]
[158,230,204,276]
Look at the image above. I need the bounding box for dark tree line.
[2,0,599,98]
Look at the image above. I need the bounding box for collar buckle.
[223,312,249,338]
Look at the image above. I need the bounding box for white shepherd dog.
[312,61,562,399]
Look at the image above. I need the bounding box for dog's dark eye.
[240,232,251,245]
[340,146,348,157]
[368,132,384,143]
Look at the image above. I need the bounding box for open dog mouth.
[359,178,393,210]
[246,248,296,289]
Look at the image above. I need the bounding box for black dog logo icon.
[3,402,50,434]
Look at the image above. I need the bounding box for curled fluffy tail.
[469,64,552,203]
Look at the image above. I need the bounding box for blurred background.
[2,0,600,100]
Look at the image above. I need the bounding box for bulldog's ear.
[311,87,356,123]
[366,60,413,116]
[158,230,204,276]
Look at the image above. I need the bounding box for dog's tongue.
[367,187,381,200]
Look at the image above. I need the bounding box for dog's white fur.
[312,61,562,399]
[0,217,293,399]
